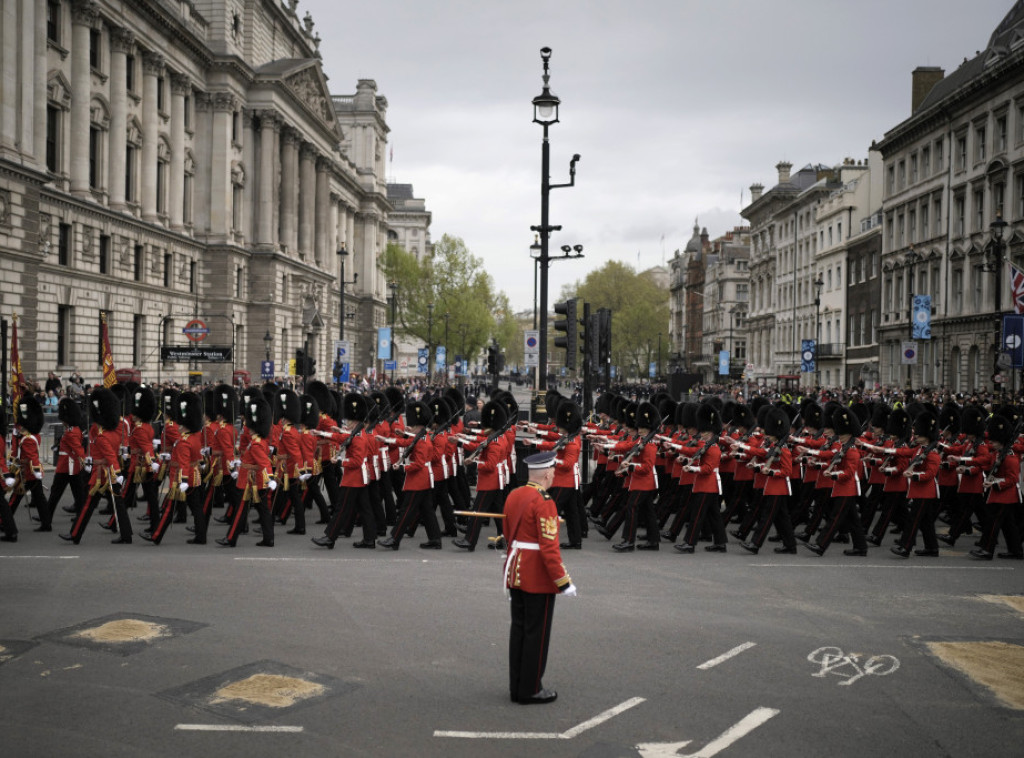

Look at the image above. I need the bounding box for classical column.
[1,0,21,151]
[69,0,98,197]
[140,51,164,220]
[168,72,190,228]
[241,108,255,243]
[209,92,235,238]
[108,27,133,210]
[298,142,315,259]
[33,0,47,166]
[328,195,339,261]
[280,127,298,252]
[314,161,330,265]
[257,110,279,246]
[18,0,36,160]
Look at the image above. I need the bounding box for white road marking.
[808,646,900,686]
[750,563,1011,570]
[174,724,303,733]
[0,555,79,560]
[434,696,646,739]
[637,707,779,757]
[696,642,756,670]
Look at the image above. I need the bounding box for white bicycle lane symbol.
[808,646,900,686]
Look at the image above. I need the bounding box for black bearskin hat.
[239,385,260,410]
[721,401,737,425]
[850,402,868,429]
[110,383,129,415]
[986,414,1015,447]
[275,388,301,425]
[624,402,639,428]
[202,388,216,420]
[595,393,614,416]
[368,390,389,422]
[89,387,121,432]
[330,390,345,424]
[261,381,278,407]
[938,402,962,436]
[801,402,824,430]
[244,396,273,440]
[177,392,204,434]
[481,400,507,430]
[870,403,891,431]
[658,397,678,427]
[886,407,911,439]
[763,406,791,440]
[962,406,986,437]
[16,394,45,435]
[678,402,698,430]
[160,388,180,421]
[912,411,939,442]
[214,384,237,423]
[300,394,320,428]
[696,402,722,435]
[445,386,465,418]
[822,401,842,430]
[58,396,85,430]
[732,404,755,430]
[749,396,769,418]
[406,400,433,428]
[384,386,405,414]
[832,407,861,438]
[544,390,564,419]
[429,396,453,427]
[306,381,335,419]
[343,392,369,423]
[556,402,583,435]
[635,401,661,431]
[132,386,157,423]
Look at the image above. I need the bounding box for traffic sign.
[994,373,1005,383]
[260,360,274,380]
[182,319,210,342]
[384,360,397,371]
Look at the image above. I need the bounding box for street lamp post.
[427,302,434,385]
[813,274,824,387]
[443,312,450,386]
[989,213,1009,397]
[263,331,272,381]
[531,46,579,395]
[657,331,662,380]
[336,247,358,387]
[905,250,917,391]
[388,281,398,384]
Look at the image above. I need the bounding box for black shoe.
[705,544,726,553]
[62,505,77,514]
[660,531,674,542]
[674,544,695,553]
[833,534,850,544]
[612,541,635,552]
[111,536,132,544]
[519,688,557,705]
[216,538,235,547]
[186,525,195,533]
[729,529,744,540]
[914,549,939,557]
[34,525,52,532]
[969,548,994,560]
[865,535,882,546]
[453,538,474,551]
[796,532,812,543]
[440,530,458,538]
[315,519,329,524]
[804,542,824,556]
[766,535,782,543]
[843,548,868,556]
[773,545,797,554]
[353,540,376,549]
[636,542,659,551]
[1,534,18,543]
[739,541,759,555]
[487,538,506,550]
[890,546,910,558]
[420,540,442,549]
[139,532,154,543]
[255,540,274,547]
[312,536,335,549]
[377,537,399,550]
[186,538,206,545]
[58,533,75,543]
[997,552,1024,560]
[595,526,612,540]
[213,516,230,524]
[937,534,956,547]
[287,528,306,535]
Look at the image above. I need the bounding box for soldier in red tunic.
[504,451,576,705]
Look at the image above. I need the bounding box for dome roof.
[684,222,702,256]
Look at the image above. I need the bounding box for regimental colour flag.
[1010,262,1024,315]
[100,312,117,388]
[9,313,24,411]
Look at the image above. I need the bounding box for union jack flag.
[1011,262,1024,314]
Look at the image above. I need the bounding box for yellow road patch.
[73,619,169,643]
[978,594,1024,615]
[210,674,326,708]
[927,641,1024,710]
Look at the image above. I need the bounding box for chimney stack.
[776,161,792,185]
[749,183,764,202]
[911,66,944,112]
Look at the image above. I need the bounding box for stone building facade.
[699,227,751,382]
[0,0,394,387]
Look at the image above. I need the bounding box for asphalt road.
[2,500,1024,758]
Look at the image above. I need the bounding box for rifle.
[822,434,860,478]
[984,419,1024,489]
[678,434,718,473]
[464,414,517,464]
[904,439,940,479]
[615,426,661,476]
[398,426,429,464]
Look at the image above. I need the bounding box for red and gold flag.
[101,312,117,388]
[9,313,24,411]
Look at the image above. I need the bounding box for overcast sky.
[304,0,1016,312]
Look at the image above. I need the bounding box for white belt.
[504,540,540,596]
[512,540,539,550]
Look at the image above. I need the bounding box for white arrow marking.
[696,642,757,670]
[434,696,646,739]
[636,707,779,758]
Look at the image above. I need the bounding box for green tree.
[564,261,669,379]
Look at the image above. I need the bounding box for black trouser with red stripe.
[16,480,49,528]
[463,489,503,549]
[224,488,273,545]
[871,490,907,541]
[324,486,374,543]
[549,486,582,547]
[389,489,439,546]
[613,489,657,545]
[749,494,795,549]
[977,500,1023,555]
[0,491,16,537]
[945,491,984,544]
[149,488,200,545]
[68,483,132,543]
[818,495,867,553]
[683,490,726,547]
[46,472,86,519]
[509,589,556,701]
[898,496,938,553]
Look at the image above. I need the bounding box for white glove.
[269,446,276,455]
[151,462,161,473]
[268,479,278,491]
[3,477,14,488]
[231,459,241,469]
[230,470,239,480]
[152,439,161,449]
[85,456,93,465]
[299,473,311,482]
[160,452,172,461]
[115,476,124,486]
[84,465,93,473]
[562,584,578,598]
[179,482,189,493]
[201,446,211,456]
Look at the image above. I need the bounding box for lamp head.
[573,244,584,254]
[991,213,1008,241]
[561,245,571,254]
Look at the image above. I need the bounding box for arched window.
[126,117,143,204]
[950,347,961,393]
[183,150,195,227]
[967,345,979,392]
[157,135,171,217]
[89,96,110,193]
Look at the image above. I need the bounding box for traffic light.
[584,312,599,369]
[487,345,497,374]
[497,352,506,372]
[554,298,578,370]
[597,308,612,365]
[296,348,307,376]
[308,355,317,376]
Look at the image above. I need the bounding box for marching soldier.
[142,392,205,545]
[676,403,726,553]
[378,399,441,550]
[453,399,508,551]
[970,414,1023,560]
[314,392,375,549]
[123,386,160,527]
[219,396,276,548]
[527,400,583,549]
[0,408,15,542]
[10,396,48,531]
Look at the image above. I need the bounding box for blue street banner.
[649,361,657,378]
[1003,314,1024,369]
[435,346,447,373]
[912,295,932,339]
[718,351,730,376]
[610,366,617,379]
[377,327,392,360]
[417,348,428,374]
[454,355,465,376]
[260,360,274,380]
[801,339,816,373]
